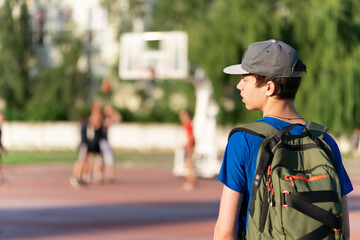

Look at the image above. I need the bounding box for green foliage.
[278,0,360,134]
[151,0,360,134]
[0,1,91,121]
[150,0,211,31]
[26,24,90,121]
[26,66,89,121]
[1,0,359,133]
[0,0,32,119]
[100,0,146,38]
[118,79,196,123]
[33,30,90,120]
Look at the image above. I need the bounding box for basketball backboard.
[119,31,188,80]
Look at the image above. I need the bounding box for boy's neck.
[262,99,306,124]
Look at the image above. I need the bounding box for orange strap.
[267,165,271,175]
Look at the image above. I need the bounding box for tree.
[0,0,32,120]
[0,0,91,121]
[151,0,360,134]
[150,0,211,31]
[100,0,147,38]
[26,21,90,121]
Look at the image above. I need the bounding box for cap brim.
[223,64,249,75]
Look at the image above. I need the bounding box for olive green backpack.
[229,121,344,240]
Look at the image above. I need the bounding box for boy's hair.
[254,60,307,99]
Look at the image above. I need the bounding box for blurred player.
[85,101,105,184]
[0,113,5,184]
[100,104,121,182]
[69,114,89,187]
[70,102,104,187]
[179,110,196,191]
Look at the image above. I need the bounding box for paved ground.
[0,160,359,240]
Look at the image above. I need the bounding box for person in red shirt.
[179,110,196,190]
[0,112,5,184]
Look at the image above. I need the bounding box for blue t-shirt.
[217,117,353,231]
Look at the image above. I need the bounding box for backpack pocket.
[278,165,342,240]
[283,174,327,191]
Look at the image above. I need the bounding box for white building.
[26,0,123,78]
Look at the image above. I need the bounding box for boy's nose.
[237,79,244,91]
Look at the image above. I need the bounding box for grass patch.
[2,151,77,165]
[2,150,175,169]
[114,150,174,169]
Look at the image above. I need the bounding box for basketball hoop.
[119,31,188,80]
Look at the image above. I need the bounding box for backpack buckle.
[281,191,290,207]
[333,215,341,232]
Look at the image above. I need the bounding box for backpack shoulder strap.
[304,121,337,167]
[228,122,279,141]
[305,121,329,138]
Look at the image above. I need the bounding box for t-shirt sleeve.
[217,132,249,194]
[324,134,353,196]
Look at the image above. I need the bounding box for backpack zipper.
[272,164,337,175]
[271,164,337,195]
[284,174,327,187]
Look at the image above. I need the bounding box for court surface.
[0,161,359,240]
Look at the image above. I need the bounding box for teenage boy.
[214,39,353,239]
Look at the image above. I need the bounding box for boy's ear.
[265,81,276,97]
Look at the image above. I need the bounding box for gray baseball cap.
[223,39,304,77]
